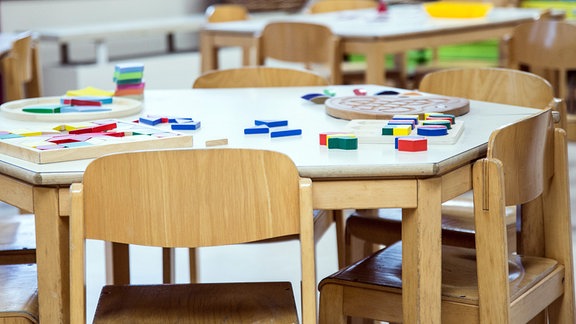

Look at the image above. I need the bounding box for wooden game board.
[0,120,193,164]
[0,96,142,121]
[325,94,470,120]
[345,119,465,144]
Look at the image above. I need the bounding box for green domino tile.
[23,106,62,114]
[328,136,358,150]
[423,119,452,129]
[382,125,396,135]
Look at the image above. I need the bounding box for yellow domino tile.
[392,125,412,136]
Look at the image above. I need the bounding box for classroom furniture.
[34,16,205,65]
[0,85,544,323]
[193,66,329,88]
[346,68,561,264]
[508,19,576,140]
[318,109,575,323]
[0,32,42,102]
[307,0,409,87]
[69,149,316,323]
[256,21,342,84]
[0,264,39,323]
[200,4,544,85]
[205,4,252,66]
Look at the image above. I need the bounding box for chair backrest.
[256,22,342,84]
[308,0,377,13]
[418,67,566,129]
[0,32,42,102]
[508,20,576,101]
[472,109,574,322]
[205,4,249,23]
[70,148,316,323]
[192,66,329,88]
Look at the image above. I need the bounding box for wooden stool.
[0,264,39,323]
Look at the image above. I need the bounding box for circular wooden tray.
[325,94,470,120]
[0,96,142,121]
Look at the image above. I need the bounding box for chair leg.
[189,248,198,283]
[105,242,130,285]
[333,210,346,269]
[162,248,176,284]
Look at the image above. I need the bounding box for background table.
[201,5,543,84]
[0,85,540,323]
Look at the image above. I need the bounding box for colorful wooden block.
[425,113,455,124]
[392,114,419,125]
[115,63,144,73]
[255,120,288,128]
[60,106,112,113]
[139,116,163,126]
[244,126,269,134]
[417,125,448,136]
[422,119,452,129]
[270,129,302,138]
[171,121,201,130]
[319,132,354,145]
[60,98,102,106]
[387,120,415,129]
[327,136,358,150]
[23,106,62,114]
[390,125,412,136]
[396,136,427,152]
[353,88,367,96]
[323,89,336,97]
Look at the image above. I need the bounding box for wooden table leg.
[402,177,442,323]
[364,43,386,85]
[200,31,218,73]
[34,186,69,324]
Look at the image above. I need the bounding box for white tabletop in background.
[202,5,542,38]
[0,85,539,185]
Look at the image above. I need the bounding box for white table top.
[202,4,543,39]
[0,85,539,185]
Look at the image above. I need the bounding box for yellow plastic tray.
[423,2,493,18]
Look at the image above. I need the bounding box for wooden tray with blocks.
[0,120,193,164]
[325,93,470,120]
[0,96,142,122]
[345,119,465,144]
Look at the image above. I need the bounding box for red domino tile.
[397,137,427,152]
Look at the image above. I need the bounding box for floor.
[2,48,576,321]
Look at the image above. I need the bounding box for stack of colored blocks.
[114,63,145,97]
[319,132,358,150]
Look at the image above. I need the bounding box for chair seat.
[320,241,561,321]
[0,264,39,323]
[0,214,36,265]
[350,192,517,249]
[93,282,299,323]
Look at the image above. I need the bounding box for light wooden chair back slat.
[205,4,249,22]
[0,32,42,102]
[193,66,328,88]
[508,20,576,102]
[419,67,566,129]
[256,22,342,84]
[308,0,377,13]
[70,149,316,323]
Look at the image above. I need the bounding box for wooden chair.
[191,66,343,276]
[0,32,42,103]
[204,4,252,66]
[345,67,561,265]
[256,21,342,84]
[319,108,575,323]
[507,19,576,140]
[193,66,329,88]
[70,149,316,323]
[307,0,408,87]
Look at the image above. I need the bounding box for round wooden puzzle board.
[324,94,470,120]
[0,96,142,121]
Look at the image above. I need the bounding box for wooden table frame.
[0,86,539,323]
[200,5,544,85]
